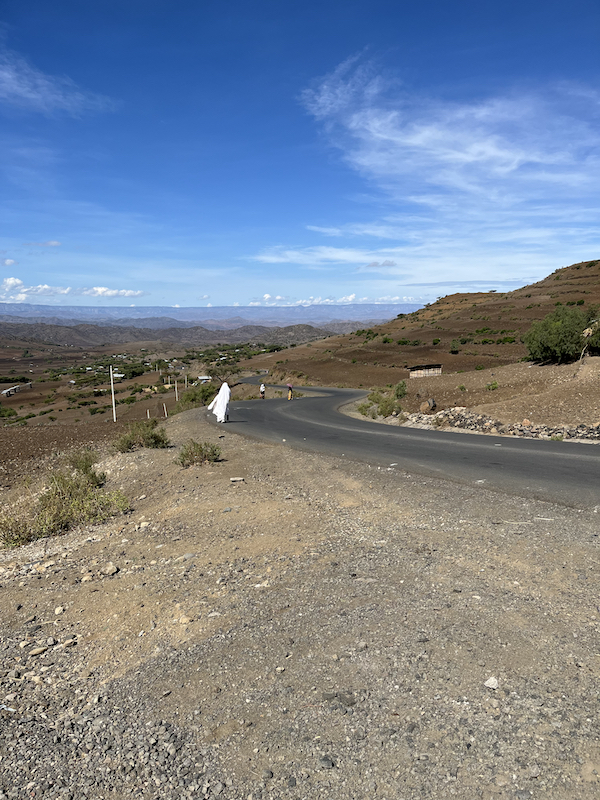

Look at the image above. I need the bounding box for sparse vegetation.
[486,380,499,391]
[66,447,106,486]
[0,453,128,547]
[175,439,222,467]
[113,419,170,452]
[173,383,218,414]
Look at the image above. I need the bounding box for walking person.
[207,381,231,423]
[287,383,293,401]
[260,383,266,399]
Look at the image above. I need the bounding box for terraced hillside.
[250,259,600,387]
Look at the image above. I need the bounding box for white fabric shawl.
[207,382,231,422]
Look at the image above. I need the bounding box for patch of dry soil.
[1,408,600,799]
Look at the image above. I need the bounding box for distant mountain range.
[0,321,341,347]
[0,302,421,330]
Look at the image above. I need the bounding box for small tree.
[524,306,599,363]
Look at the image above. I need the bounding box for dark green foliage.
[173,383,218,414]
[524,306,600,363]
[394,380,407,399]
[113,419,170,452]
[0,405,17,418]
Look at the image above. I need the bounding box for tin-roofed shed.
[408,364,443,378]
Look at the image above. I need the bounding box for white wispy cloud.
[23,240,61,246]
[2,258,15,266]
[306,225,343,236]
[0,48,112,115]
[0,277,146,302]
[255,56,600,291]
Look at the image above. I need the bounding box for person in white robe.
[207,381,231,423]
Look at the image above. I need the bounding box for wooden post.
[175,380,178,402]
[146,409,150,419]
[110,365,117,423]
[163,403,168,418]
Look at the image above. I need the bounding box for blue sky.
[1,0,599,308]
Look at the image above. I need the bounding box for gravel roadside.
[1,408,599,800]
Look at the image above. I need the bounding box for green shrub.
[449,339,460,353]
[173,383,218,414]
[432,338,441,345]
[176,440,222,467]
[66,447,106,486]
[0,471,128,547]
[524,306,600,363]
[357,402,372,416]
[486,380,499,391]
[377,396,401,417]
[0,406,17,418]
[113,419,170,452]
[475,364,485,370]
[394,380,407,399]
[458,384,466,391]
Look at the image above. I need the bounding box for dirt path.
[1,408,600,799]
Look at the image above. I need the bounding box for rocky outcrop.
[402,406,600,441]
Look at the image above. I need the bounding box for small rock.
[101,562,119,576]
[222,507,232,513]
[484,676,499,690]
[54,606,64,615]
[262,769,273,780]
[230,477,244,483]
[320,756,335,769]
[179,616,192,625]
[29,646,48,657]
[356,641,368,652]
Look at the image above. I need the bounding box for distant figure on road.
[207,381,231,423]
[287,383,293,401]
[260,383,266,399]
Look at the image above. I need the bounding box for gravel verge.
[1,408,599,799]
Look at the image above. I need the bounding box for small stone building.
[408,364,443,379]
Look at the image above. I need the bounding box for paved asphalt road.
[215,383,600,510]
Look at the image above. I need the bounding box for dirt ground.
[1,407,600,799]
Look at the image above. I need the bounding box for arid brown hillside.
[251,259,600,387]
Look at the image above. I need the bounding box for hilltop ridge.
[249,259,600,387]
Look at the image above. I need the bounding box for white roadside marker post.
[110,365,117,423]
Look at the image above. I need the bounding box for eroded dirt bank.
[1,409,600,800]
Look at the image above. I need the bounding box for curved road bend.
[213,384,600,509]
